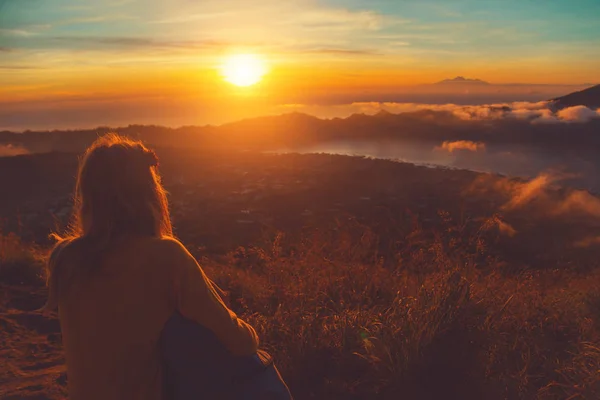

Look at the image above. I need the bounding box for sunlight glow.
[221,54,267,87]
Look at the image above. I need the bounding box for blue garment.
[160,312,293,400]
[233,357,292,400]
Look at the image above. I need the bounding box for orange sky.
[1,0,599,130]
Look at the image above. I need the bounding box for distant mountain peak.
[375,109,393,117]
[551,84,600,110]
[435,76,490,85]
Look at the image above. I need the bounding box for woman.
[42,134,291,400]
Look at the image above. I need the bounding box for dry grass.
[0,231,45,286]
[200,220,600,399]
[1,216,599,399]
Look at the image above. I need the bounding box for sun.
[220,54,267,87]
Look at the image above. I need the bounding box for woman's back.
[56,237,176,400]
[52,235,259,400]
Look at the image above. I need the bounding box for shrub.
[0,232,45,286]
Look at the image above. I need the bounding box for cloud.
[109,0,137,6]
[151,12,231,24]
[62,4,95,11]
[511,108,557,122]
[280,101,600,125]
[22,32,376,59]
[303,48,379,55]
[497,219,517,237]
[481,215,518,236]
[0,24,51,39]
[0,144,29,157]
[296,9,386,31]
[48,36,231,50]
[555,190,600,219]
[466,171,600,248]
[469,171,600,223]
[439,103,598,123]
[509,101,549,110]
[60,14,137,25]
[0,65,43,70]
[451,105,508,120]
[150,3,404,36]
[439,140,486,153]
[501,173,557,210]
[0,28,36,37]
[575,236,600,248]
[557,105,600,123]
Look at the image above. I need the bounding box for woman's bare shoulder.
[147,236,184,249]
[144,236,193,260]
[48,237,81,270]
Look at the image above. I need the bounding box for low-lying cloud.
[575,236,600,248]
[470,172,600,215]
[0,144,29,157]
[498,173,600,220]
[556,190,600,219]
[556,106,600,123]
[282,101,600,124]
[469,171,600,245]
[500,173,558,211]
[439,140,486,153]
[496,219,517,237]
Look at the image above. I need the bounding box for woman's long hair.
[48,134,172,277]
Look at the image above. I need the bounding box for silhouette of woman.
[42,134,292,400]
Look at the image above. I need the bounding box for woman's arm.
[166,239,259,356]
[41,239,72,315]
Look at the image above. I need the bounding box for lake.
[276,139,600,192]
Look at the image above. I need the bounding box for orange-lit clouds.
[275,101,600,124]
[470,171,600,221]
[0,144,29,157]
[556,106,600,123]
[575,236,600,248]
[501,173,558,211]
[439,141,486,153]
[496,219,517,237]
[3,93,600,131]
[468,171,600,247]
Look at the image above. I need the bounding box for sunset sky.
[1,0,599,130]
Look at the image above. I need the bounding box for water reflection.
[277,139,600,192]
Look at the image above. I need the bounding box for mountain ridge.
[551,84,600,109]
[435,76,490,85]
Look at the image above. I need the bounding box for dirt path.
[0,285,66,399]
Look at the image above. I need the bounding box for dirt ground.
[0,285,66,399]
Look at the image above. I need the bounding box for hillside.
[2,150,600,399]
[552,84,600,109]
